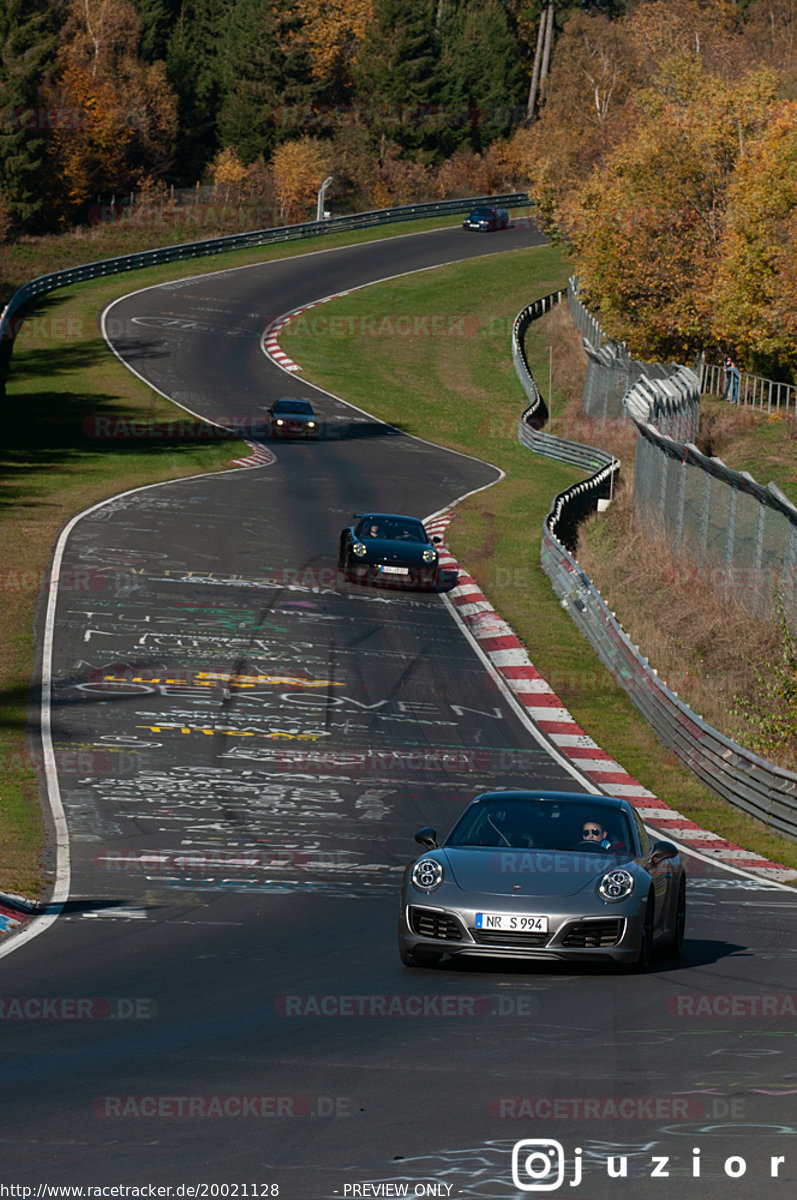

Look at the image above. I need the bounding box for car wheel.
[660,877,686,961]
[399,943,442,968]
[624,893,654,974]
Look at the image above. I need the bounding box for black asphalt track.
[1,223,795,1199]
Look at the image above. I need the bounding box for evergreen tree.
[354,0,441,158]
[0,0,59,229]
[132,0,183,63]
[166,0,227,183]
[216,0,315,163]
[440,0,524,154]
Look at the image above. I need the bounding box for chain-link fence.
[567,279,687,424]
[632,421,797,625]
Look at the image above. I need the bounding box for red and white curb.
[228,441,276,468]
[426,511,796,884]
[263,290,354,374]
[0,893,34,938]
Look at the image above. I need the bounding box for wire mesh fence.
[632,422,797,625]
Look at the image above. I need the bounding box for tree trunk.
[540,0,555,99]
[525,2,548,124]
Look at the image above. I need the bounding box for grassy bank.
[280,247,797,873]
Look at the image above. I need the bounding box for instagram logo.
[512,1139,567,1191]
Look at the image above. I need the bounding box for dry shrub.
[538,305,637,461]
[695,398,759,456]
[577,484,787,758]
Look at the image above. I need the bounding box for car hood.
[441,847,628,898]
[360,538,433,564]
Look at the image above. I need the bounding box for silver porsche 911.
[398,790,686,971]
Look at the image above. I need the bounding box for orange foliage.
[271,137,332,223]
[46,0,177,212]
[290,0,373,83]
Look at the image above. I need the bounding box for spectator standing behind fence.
[722,353,741,404]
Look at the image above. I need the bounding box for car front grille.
[409,907,464,941]
[469,929,550,948]
[560,919,624,948]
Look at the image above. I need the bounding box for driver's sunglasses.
[583,827,602,836]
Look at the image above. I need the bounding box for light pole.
[316,176,333,222]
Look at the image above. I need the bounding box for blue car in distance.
[463,206,509,231]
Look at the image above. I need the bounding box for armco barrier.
[512,288,618,478]
[514,289,797,840]
[0,191,532,362]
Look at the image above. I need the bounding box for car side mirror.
[651,840,678,865]
[415,827,438,849]
[432,536,442,544]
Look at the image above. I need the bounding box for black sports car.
[338,513,442,588]
[462,206,509,231]
[267,397,318,438]
[399,790,686,971]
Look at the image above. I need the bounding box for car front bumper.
[398,898,648,964]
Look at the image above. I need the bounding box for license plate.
[475,912,548,932]
[380,565,409,575]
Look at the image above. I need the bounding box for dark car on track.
[399,790,686,971]
[338,513,442,588]
[462,206,509,231]
[267,397,318,438]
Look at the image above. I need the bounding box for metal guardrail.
[700,359,796,417]
[0,191,532,353]
[541,518,797,839]
[622,365,700,444]
[513,289,797,840]
[512,288,618,479]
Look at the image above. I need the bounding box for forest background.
[2,0,797,381]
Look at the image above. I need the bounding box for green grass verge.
[1,214,492,898]
[280,245,797,874]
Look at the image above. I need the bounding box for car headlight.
[275,418,284,425]
[307,421,316,428]
[352,542,368,557]
[411,859,444,891]
[599,868,634,901]
[422,548,438,563]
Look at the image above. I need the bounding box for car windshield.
[469,208,494,218]
[445,798,633,853]
[274,401,312,414]
[356,517,426,542]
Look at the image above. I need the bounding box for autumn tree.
[270,136,331,223]
[290,0,372,94]
[742,0,797,73]
[44,0,177,219]
[710,99,797,377]
[562,62,780,359]
[525,9,640,231]
[210,145,248,202]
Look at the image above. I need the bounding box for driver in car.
[580,819,612,850]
